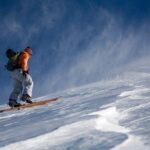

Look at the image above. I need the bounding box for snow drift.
[0,62,150,150]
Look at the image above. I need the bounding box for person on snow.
[5,47,34,107]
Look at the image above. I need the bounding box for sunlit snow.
[0,68,150,150]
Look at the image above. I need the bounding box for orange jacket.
[18,51,31,71]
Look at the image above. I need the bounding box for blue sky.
[0,0,150,104]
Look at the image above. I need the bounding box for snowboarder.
[5,47,34,107]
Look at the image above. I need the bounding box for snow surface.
[0,69,150,149]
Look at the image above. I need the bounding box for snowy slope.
[0,68,150,149]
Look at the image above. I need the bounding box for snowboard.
[0,98,58,113]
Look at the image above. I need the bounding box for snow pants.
[9,69,33,100]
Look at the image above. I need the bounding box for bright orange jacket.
[18,51,31,71]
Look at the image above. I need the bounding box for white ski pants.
[9,69,33,100]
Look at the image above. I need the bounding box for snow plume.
[0,0,150,102]
[33,6,150,97]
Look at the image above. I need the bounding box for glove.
[22,70,29,77]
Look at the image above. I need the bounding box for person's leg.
[9,79,23,100]
[8,78,22,107]
[22,74,33,98]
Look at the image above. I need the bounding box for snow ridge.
[0,71,150,149]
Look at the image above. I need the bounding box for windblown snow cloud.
[0,0,150,103]
[34,6,150,97]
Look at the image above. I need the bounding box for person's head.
[6,49,16,58]
[24,46,32,56]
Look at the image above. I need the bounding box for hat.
[24,46,32,55]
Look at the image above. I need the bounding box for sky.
[0,0,150,104]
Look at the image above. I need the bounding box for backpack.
[5,49,20,71]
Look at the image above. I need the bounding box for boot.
[21,94,33,103]
[8,99,21,107]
